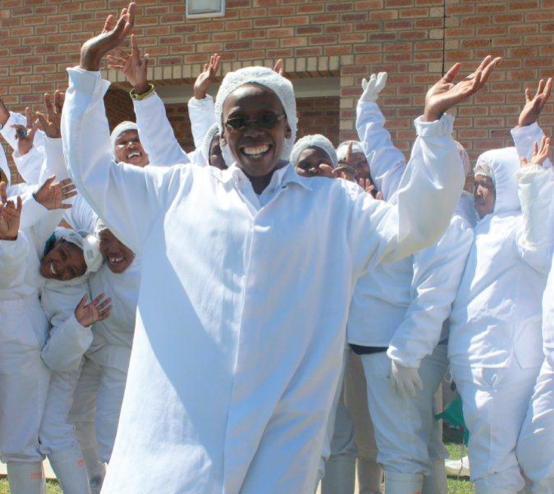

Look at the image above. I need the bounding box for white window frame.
[186,0,226,19]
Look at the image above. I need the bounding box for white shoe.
[7,461,47,494]
[49,444,91,494]
[80,446,105,494]
[445,456,470,477]
[422,459,448,494]
[358,458,383,494]
[321,456,356,494]
[385,471,423,494]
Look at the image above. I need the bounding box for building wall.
[1,0,554,178]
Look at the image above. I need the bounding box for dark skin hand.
[295,147,334,178]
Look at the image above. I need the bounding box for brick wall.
[1,0,554,179]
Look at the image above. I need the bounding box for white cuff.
[414,113,454,137]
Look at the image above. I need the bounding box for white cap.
[202,123,220,165]
[215,66,298,166]
[455,141,471,176]
[53,227,103,274]
[336,141,365,163]
[110,121,138,150]
[290,134,338,168]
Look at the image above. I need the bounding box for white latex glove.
[361,72,388,103]
[390,359,423,399]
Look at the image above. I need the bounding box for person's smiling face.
[221,84,291,177]
[40,240,87,281]
[98,229,135,274]
[114,130,149,168]
[473,174,496,218]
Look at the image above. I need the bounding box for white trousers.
[0,297,50,462]
[70,356,127,463]
[452,359,541,492]
[361,344,449,475]
[39,361,84,455]
[516,358,554,494]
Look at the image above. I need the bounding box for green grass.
[0,480,61,493]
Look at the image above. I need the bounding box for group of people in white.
[0,3,552,494]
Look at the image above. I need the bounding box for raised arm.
[107,35,190,167]
[356,72,407,200]
[515,136,554,274]
[63,5,184,252]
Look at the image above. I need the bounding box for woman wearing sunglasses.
[61,4,499,493]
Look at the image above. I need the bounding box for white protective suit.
[132,89,216,166]
[449,147,552,494]
[0,137,68,493]
[61,66,464,494]
[349,100,475,494]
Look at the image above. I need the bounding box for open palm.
[0,182,22,240]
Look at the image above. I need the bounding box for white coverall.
[62,67,464,494]
[350,99,476,493]
[0,137,68,492]
[133,89,216,166]
[449,147,552,494]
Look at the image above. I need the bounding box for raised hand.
[193,54,221,99]
[35,91,64,139]
[0,182,22,240]
[521,136,551,168]
[11,107,39,155]
[107,34,149,94]
[75,293,112,327]
[80,2,136,71]
[33,176,76,210]
[424,56,501,122]
[518,78,553,128]
[361,72,388,103]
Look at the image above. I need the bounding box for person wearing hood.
[448,138,553,494]
[291,134,338,179]
[61,5,493,492]
[0,103,77,494]
[349,71,479,494]
[38,227,110,494]
[107,36,220,167]
[336,140,373,183]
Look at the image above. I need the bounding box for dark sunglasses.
[225,113,286,131]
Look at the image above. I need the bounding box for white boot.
[321,455,356,494]
[474,481,517,494]
[385,471,423,494]
[358,458,383,494]
[422,459,447,494]
[49,444,91,494]
[81,446,105,494]
[445,456,470,477]
[7,461,47,494]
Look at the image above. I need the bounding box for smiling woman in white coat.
[57,4,505,493]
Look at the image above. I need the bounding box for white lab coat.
[39,276,92,456]
[450,150,552,491]
[0,136,69,463]
[62,67,464,494]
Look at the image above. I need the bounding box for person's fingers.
[521,156,529,167]
[541,78,553,108]
[107,55,127,65]
[366,184,375,194]
[131,33,139,59]
[442,62,462,84]
[41,175,56,188]
[16,195,22,212]
[0,182,7,204]
[35,111,49,131]
[78,293,89,309]
[525,87,532,103]
[214,54,221,73]
[54,90,62,113]
[62,191,78,201]
[534,79,546,101]
[479,57,500,86]
[97,297,112,311]
[25,106,33,128]
[467,70,482,94]
[44,92,56,122]
[98,306,112,320]
[60,203,73,210]
[532,140,539,157]
[58,178,73,187]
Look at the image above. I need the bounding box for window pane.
[187,0,223,15]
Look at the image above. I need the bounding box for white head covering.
[336,140,365,162]
[290,134,338,168]
[474,147,521,216]
[0,144,11,186]
[455,141,471,176]
[201,123,220,165]
[53,227,103,274]
[110,121,138,150]
[94,217,108,237]
[214,66,298,166]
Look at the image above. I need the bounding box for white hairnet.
[214,66,298,166]
[455,141,471,176]
[336,141,365,162]
[53,227,103,273]
[94,217,108,237]
[110,121,138,150]
[474,160,495,188]
[290,134,338,168]
[0,144,11,186]
[202,123,220,165]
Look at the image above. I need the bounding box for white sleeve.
[41,313,92,371]
[0,232,30,290]
[63,193,97,233]
[188,95,216,150]
[541,254,554,360]
[515,164,554,274]
[348,113,465,272]
[12,184,50,231]
[62,68,187,253]
[0,111,26,151]
[187,148,208,167]
[387,215,474,367]
[356,100,407,200]
[511,123,553,169]
[13,147,45,185]
[133,90,190,167]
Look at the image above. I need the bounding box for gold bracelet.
[129,84,155,101]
